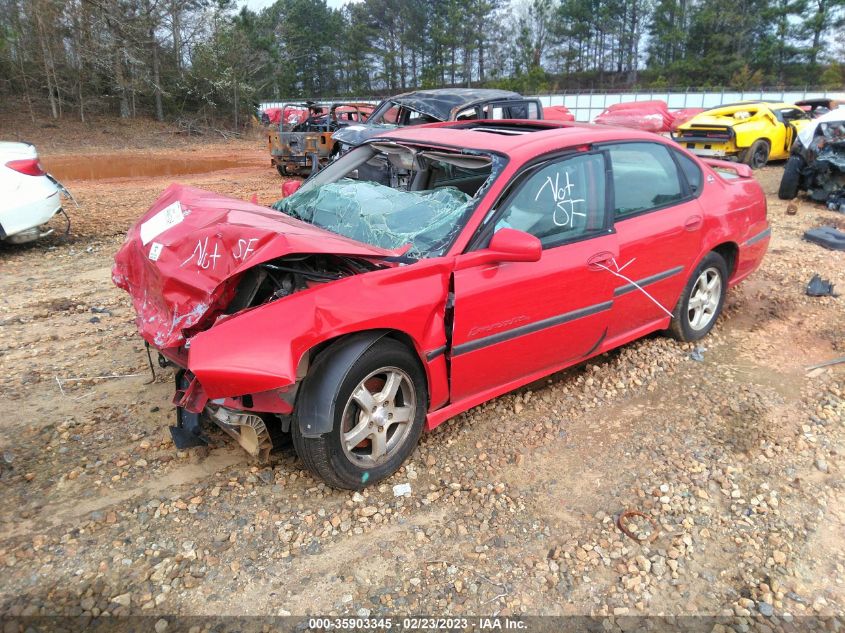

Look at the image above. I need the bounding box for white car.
[0,142,63,244]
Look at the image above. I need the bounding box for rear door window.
[606,142,685,218]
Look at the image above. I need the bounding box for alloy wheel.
[687,267,722,331]
[340,367,416,467]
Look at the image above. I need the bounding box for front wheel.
[669,253,728,342]
[778,155,804,200]
[292,339,427,489]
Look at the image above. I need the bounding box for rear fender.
[296,330,389,438]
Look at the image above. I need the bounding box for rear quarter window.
[673,150,703,195]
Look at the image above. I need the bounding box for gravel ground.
[0,144,843,626]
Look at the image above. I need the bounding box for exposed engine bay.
[225,253,383,315]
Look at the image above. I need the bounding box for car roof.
[371,120,663,159]
[386,89,525,120]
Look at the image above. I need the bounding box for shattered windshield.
[272,143,499,258]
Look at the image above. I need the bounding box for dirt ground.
[0,127,843,626]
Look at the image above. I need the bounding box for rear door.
[449,150,616,401]
[598,141,704,344]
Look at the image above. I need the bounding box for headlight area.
[169,368,296,460]
[223,253,383,316]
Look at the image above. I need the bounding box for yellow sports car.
[673,101,811,168]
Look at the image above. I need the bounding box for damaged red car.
[113,120,770,489]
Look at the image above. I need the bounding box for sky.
[240,0,354,10]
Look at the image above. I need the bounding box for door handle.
[587,251,614,270]
[684,215,703,231]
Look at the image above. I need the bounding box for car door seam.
[451,300,613,357]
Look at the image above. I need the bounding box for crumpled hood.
[817,140,845,170]
[113,183,395,349]
[332,123,398,148]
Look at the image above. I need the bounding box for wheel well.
[742,137,770,151]
[301,329,428,390]
[711,242,738,279]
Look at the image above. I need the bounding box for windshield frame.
[368,100,399,124]
[281,140,509,260]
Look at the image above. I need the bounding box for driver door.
[449,151,617,402]
[774,107,808,158]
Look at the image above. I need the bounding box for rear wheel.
[778,155,804,200]
[292,339,427,489]
[669,252,728,342]
[741,139,770,169]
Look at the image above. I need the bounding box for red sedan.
[113,120,770,489]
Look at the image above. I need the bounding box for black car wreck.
[779,108,845,210]
[331,88,543,154]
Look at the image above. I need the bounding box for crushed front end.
[806,139,845,205]
[169,367,295,460]
[112,183,393,458]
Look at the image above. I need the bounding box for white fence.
[261,89,843,123]
[535,90,843,121]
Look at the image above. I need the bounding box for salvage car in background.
[593,100,703,134]
[114,120,770,489]
[673,101,811,168]
[0,142,64,244]
[331,88,543,154]
[543,105,576,121]
[796,98,840,118]
[778,107,845,205]
[268,102,374,176]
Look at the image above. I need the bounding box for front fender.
[186,258,452,401]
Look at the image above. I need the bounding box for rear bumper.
[685,147,733,158]
[0,189,61,241]
[731,225,771,286]
[673,129,738,158]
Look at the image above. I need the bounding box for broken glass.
[273,179,472,258]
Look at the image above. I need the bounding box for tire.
[276,163,298,177]
[291,339,427,489]
[669,252,728,342]
[778,155,803,200]
[741,139,770,169]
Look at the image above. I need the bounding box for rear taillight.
[5,158,46,176]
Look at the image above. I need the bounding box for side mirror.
[455,228,542,271]
[281,180,302,198]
